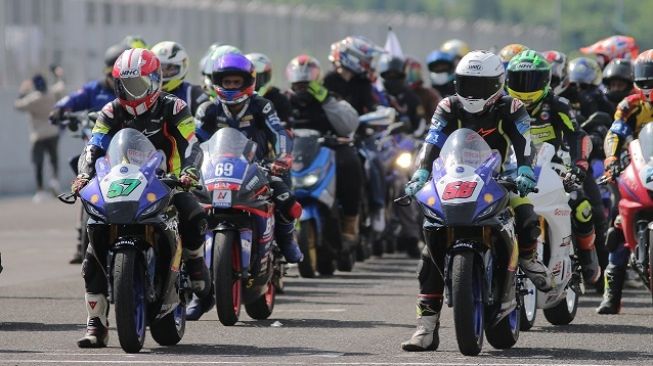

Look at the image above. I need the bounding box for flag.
[384,27,404,59]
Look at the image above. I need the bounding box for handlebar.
[57,192,77,205]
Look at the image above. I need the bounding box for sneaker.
[519,255,553,292]
[32,190,50,203]
[77,317,108,348]
[401,314,440,352]
[186,257,211,298]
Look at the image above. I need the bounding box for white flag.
[384,27,404,59]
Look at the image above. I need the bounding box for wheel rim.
[566,287,577,312]
[173,304,184,332]
[523,278,537,322]
[472,268,484,339]
[232,241,242,314]
[508,305,519,332]
[133,267,146,339]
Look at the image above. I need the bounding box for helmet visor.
[634,62,653,88]
[161,63,181,79]
[455,75,502,100]
[506,69,550,93]
[119,76,153,101]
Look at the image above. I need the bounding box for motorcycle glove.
[307,81,328,103]
[179,166,200,190]
[404,168,430,196]
[71,173,91,194]
[516,165,537,197]
[271,155,292,176]
[603,156,620,181]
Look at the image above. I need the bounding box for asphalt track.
[0,196,651,365]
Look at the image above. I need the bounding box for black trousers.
[31,136,58,189]
[335,145,363,216]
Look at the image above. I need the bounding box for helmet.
[286,54,321,84]
[506,50,551,107]
[246,53,273,93]
[440,39,470,59]
[603,59,634,84]
[328,35,384,76]
[633,50,653,103]
[499,43,529,68]
[104,43,130,74]
[202,45,242,76]
[580,35,639,68]
[112,48,162,116]
[426,50,456,86]
[210,53,256,105]
[454,50,505,114]
[121,35,148,49]
[378,54,406,79]
[150,41,189,92]
[404,57,424,87]
[542,50,569,95]
[568,57,602,86]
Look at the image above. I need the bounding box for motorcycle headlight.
[138,199,167,219]
[294,173,320,188]
[83,202,106,220]
[395,152,413,170]
[476,201,498,220]
[421,205,443,222]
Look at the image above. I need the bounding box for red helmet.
[112,48,162,115]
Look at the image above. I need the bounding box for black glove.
[49,108,64,125]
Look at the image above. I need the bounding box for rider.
[72,48,211,348]
[599,49,653,314]
[499,43,528,69]
[285,54,363,241]
[378,54,426,133]
[404,56,441,121]
[543,50,571,97]
[195,53,304,264]
[401,50,552,352]
[150,41,209,116]
[580,35,639,69]
[246,53,292,127]
[602,59,636,105]
[425,50,456,97]
[566,57,615,118]
[50,43,127,264]
[505,50,600,285]
[200,44,242,98]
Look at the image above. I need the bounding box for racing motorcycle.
[291,128,351,277]
[519,143,582,331]
[601,123,653,303]
[200,127,283,326]
[397,128,527,356]
[59,128,191,353]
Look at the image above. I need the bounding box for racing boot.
[576,231,601,285]
[401,304,440,352]
[186,292,215,321]
[77,293,109,348]
[184,248,211,299]
[596,264,626,314]
[275,218,304,263]
[519,250,553,292]
[342,215,360,243]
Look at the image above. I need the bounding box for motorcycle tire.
[543,287,578,325]
[486,297,521,349]
[337,246,356,272]
[245,281,276,320]
[452,251,484,356]
[298,220,318,278]
[647,230,653,304]
[150,303,186,346]
[213,231,241,326]
[519,276,537,331]
[113,250,147,353]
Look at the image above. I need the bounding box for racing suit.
[168,81,209,117]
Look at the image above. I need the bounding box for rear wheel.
[113,250,147,353]
[150,303,185,346]
[451,251,484,356]
[543,286,578,325]
[298,220,318,278]
[245,282,276,319]
[213,231,241,326]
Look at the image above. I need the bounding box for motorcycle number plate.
[213,190,232,208]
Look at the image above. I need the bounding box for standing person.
[15,71,65,202]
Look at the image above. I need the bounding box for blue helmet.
[426,50,456,86]
[568,57,602,86]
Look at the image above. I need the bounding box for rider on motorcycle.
[285,54,363,241]
[499,43,528,69]
[200,44,242,98]
[72,48,212,348]
[599,49,653,314]
[506,50,600,285]
[150,41,209,116]
[246,53,292,127]
[602,59,637,105]
[404,57,441,121]
[378,54,426,134]
[195,53,304,264]
[565,57,615,118]
[401,50,552,352]
[543,50,571,97]
[425,50,456,97]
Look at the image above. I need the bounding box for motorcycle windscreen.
[636,124,653,190]
[201,127,256,185]
[105,128,157,168]
[291,129,321,172]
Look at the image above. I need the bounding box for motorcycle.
[519,143,582,331]
[600,123,653,303]
[291,128,352,277]
[397,128,527,356]
[200,127,283,325]
[59,128,191,353]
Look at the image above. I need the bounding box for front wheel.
[213,231,241,326]
[113,250,147,353]
[150,303,185,346]
[543,287,578,325]
[486,301,521,349]
[245,282,276,320]
[451,251,484,356]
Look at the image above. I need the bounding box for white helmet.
[455,50,505,114]
[150,41,189,92]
